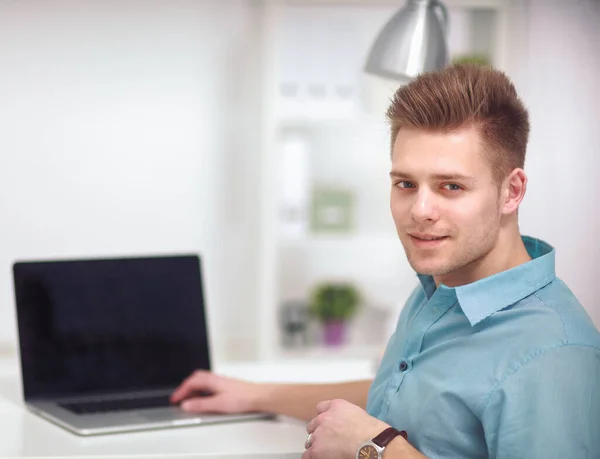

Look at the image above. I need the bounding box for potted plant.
[309,282,360,346]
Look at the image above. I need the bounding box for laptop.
[12,254,271,436]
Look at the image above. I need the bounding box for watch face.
[358,444,379,459]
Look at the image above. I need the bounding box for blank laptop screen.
[13,255,211,400]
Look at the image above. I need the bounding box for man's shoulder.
[497,277,600,351]
[531,277,600,348]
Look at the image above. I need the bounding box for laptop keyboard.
[60,395,173,415]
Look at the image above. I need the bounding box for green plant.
[309,282,360,322]
[451,54,491,67]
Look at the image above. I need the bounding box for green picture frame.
[310,187,355,233]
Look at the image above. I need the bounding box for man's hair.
[386,64,530,184]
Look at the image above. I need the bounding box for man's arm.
[170,370,372,422]
[481,344,600,458]
[260,380,372,422]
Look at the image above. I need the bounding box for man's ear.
[500,168,527,215]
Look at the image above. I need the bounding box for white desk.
[0,356,375,458]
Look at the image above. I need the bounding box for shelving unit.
[256,0,512,362]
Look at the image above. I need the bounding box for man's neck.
[434,231,531,288]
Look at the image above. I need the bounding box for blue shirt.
[367,236,600,458]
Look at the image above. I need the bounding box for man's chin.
[408,260,450,277]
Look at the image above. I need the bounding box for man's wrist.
[249,382,276,412]
[381,435,408,457]
[367,421,392,442]
[382,435,426,459]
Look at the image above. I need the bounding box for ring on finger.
[305,432,313,449]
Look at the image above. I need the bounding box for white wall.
[0,0,265,361]
[514,0,600,328]
[1,0,597,366]
[271,0,600,340]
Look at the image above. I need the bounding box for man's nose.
[410,189,439,223]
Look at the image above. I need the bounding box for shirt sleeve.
[481,344,600,459]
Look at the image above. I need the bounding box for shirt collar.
[417,236,556,327]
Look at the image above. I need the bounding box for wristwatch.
[356,427,408,459]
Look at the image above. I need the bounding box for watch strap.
[372,427,408,448]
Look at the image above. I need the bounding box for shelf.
[257,0,512,361]
[280,0,506,7]
[216,358,377,384]
[278,233,402,246]
[273,112,386,129]
[275,343,385,363]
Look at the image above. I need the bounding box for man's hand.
[303,399,390,459]
[170,370,269,414]
[303,399,425,459]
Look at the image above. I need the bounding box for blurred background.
[0,0,598,366]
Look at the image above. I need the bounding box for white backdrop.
[0,0,597,362]
[514,0,600,327]
[0,0,265,360]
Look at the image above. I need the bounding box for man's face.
[390,126,503,285]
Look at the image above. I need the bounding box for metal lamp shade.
[364,0,449,81]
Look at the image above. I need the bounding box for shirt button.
[399,360,408,372]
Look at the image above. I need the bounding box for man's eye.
[443,183,462,191]
[396,181,415,189]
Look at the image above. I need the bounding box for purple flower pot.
[323,320,346,346]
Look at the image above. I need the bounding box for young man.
[171,64,600,458]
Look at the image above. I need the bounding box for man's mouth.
[410,234,448,240]
[408,234,449,247]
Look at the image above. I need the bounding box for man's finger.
[180,395,224,413]
[306,415,319,434]
[315,400,331,414]
[170,370,215,403]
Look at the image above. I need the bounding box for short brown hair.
[386,64,530,183]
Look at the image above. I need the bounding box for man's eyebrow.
[389,170,478,182]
